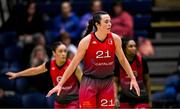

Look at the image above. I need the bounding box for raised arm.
[112,33,140,96]
[6,63,47,79]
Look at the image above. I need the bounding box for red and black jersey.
[46,59,79,104]
[120,54,143,81]
[83,32,115,78]
[118,55,149,103]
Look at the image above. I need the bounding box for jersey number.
[101,99,114,107]
[96,50,111,59]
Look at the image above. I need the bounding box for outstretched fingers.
[134,84,140,96]
[130,82,132,90]
[130,81,140,96]
[57,88,61,96]
[46,88,55,97]
[6,72,15,80]
[46,86,62,97]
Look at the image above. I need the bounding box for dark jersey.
[115,55,149,103]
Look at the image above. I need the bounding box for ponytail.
[83,19,94,37]
[83,11,108,37]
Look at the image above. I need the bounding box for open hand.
[46,85,62,97]
[130,77,140,96]
[6,72,17,79]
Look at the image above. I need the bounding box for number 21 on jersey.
[96,50,111,59]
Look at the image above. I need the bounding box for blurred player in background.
[115,38,151,108]
[6,42,82,108]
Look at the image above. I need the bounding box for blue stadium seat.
[22,92,47,108]
[1,61,21,75]
[43,18,54,31]
[134,30,148,38]
[72,1,91,16]
[44,30,60,45]
[0,60,3,71]
[0,93,22,108]
[165,75,180,88]
[46,94,56,108]
[134,14,151,29]
[37,3,60,17]
[123,0,152,15]
[0,32,17,46]
[176,93,180,107]
[103,1,115,13]
[15,78,29,94]
[0,45,4,70]
[0,76,15,90]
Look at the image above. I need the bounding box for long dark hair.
[83,11,108,37]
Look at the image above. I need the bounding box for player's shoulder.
[78,34,91,49]
[111,32,121,39]
[110,32,122,42]
[82,34,91,41]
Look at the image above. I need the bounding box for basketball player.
[6,42,82,108]
[115,38,151,108]
[46,11,140,108]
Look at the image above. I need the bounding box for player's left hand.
[130,77,140,96]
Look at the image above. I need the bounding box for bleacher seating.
[0,76,15,90]
[0,32,17,46]
[0,0,154,108]
[22,92,47,108]
[134,15,151,29]
[123,0,152,15]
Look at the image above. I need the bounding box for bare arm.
[6,63,47,79]
[112,34,135,79]
[57,36,90,87]
[112,33,140,96]
[75,66,83,82]
[46,35,90,97]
